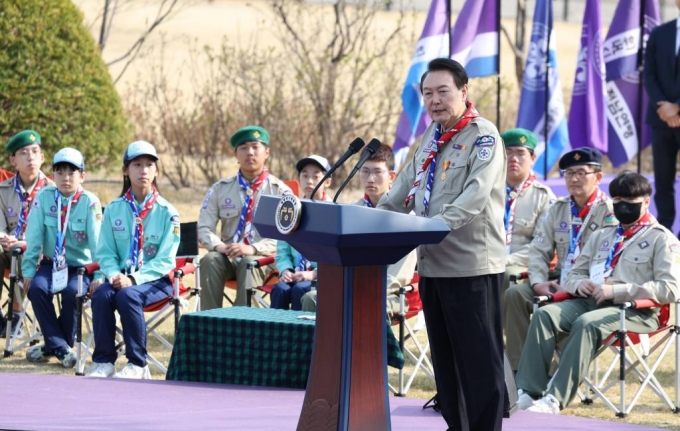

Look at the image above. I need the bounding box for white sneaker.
[526,394,561,414]
[517,389,538,410]
[113,363,151,379]
[85,362,115,378]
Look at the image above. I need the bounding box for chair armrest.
[247,255,276,270]
[11,244,26,256]
[174,262,196,278]
[622,299,661,310]
[509,271,529,283]
[534,292,576,305]
[78,263,101,276]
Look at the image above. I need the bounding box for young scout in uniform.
[300,145,417,315]
[378,58,506,431]
[501,128,556,290]
[503,147,617,372]
[23,148,102,368]
[271,155,331,310]
[198,126,290,309]
[86,141,180,379]
[517,172,680,414]
[0,130,54,335]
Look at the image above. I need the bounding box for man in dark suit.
[644,2,680,231]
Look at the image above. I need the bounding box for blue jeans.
[90,276,172,367]
[270,281,313,311]
[28,263,90,353]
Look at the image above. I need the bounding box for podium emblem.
[275,193,302,235]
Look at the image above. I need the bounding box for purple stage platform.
[0,373,665,431]
[543,174,680,235]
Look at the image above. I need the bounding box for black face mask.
[613,201,643,225]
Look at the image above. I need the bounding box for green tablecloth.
[166,307,404,389]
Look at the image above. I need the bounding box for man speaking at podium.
[379,58,506,431]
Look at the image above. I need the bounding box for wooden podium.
[254,196,449,431]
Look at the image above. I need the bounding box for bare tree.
[501,0,528,86]
[93,0,187,84]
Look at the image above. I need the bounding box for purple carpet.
[0,373,664,430]
[543,174,680,234]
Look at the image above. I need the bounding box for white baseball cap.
[124,140,158,163]
[53,147,85,170]
[296,155,331,173]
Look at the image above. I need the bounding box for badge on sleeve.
[604,213,618,224]
[477,147,493,161]
[475,135,496,147]
[670,243,680,254]
[201,188,214,209]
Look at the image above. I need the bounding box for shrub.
[0,0,130,171]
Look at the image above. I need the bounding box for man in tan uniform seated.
[301,144,416,315]
[501,128,555,290]
[517,172,680,414]
[198,126,290,309]
[0,130,54,335]
[503,147,617,372]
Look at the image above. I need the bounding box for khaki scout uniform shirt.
[528,194,616,286]
[0,172,55,236]
[198,174,290,255]
[564,222,680,306]
[506,180,556,267]
[378,117,507,278]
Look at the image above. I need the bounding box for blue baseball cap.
[124,140,158,163]
[53,147,85,170]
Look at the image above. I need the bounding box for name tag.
[560,253,574,286]
[52,266,68,294]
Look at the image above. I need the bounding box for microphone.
[333,138,381,203]
[310,137,365,201]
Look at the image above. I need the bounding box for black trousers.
[652,127,680,230]
[420,274,504,431]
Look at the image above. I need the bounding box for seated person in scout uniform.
[0,130,54,335]
[86,141,180,379]
[501,128,556,290]
[271,155,332,310]
[517,171,680,414]
[22,148,102,368]
[198,126,290,309]
[503,148,617,373]
[301,144,416,316]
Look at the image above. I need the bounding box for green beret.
[5,130,41,154]
[230,126,269,149]
[501,128,537,151]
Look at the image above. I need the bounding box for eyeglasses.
[562,170,598,179]
[14,148,41,159]
[505,150,532,161]
[359,169,387,178]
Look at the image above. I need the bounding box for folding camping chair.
[75,222,200,375]
[388,273,435,396]
[535,292,680,417]
[3,245,42,357]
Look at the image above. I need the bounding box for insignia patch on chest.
[452,143,467,151]
[599,240,610,251]
[422,138,438,153]
[589,222,599,231]
[202,188,214,210]
[477,147,493,161]
[555,222,569,232]
[32,201,40,209]
[475,135,496,147]
[639,241,649,249]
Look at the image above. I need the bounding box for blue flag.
[516,0,569,177]
[393,0,449,169]
[604,0,660,167]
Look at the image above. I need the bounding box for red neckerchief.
[123,187,159,268]
[363,193,373,208]
[14,173,48,239]
[607,212,655,274]
[505,174,536,246]
[236,169,269,245]
[405,101,479,207]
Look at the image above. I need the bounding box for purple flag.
[393,0,449,170]
[604,0,660,167]
[568,0,607,153]
[450,0,499,78]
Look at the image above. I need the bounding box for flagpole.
[496,0,501,128]
[636,0,646,174]
[447,0,452,57]
[543,10,552,181]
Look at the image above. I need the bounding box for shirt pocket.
[441,163,467,195]
[620,253,651,276]
[143,233,163,261]
[554,231,570,262]
[513,217,534,239]
[220,209,240,236]
[69,221,87,244]
[44,216,58,228]
[113,230,130,258]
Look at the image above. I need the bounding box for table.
[166,307,404,389]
